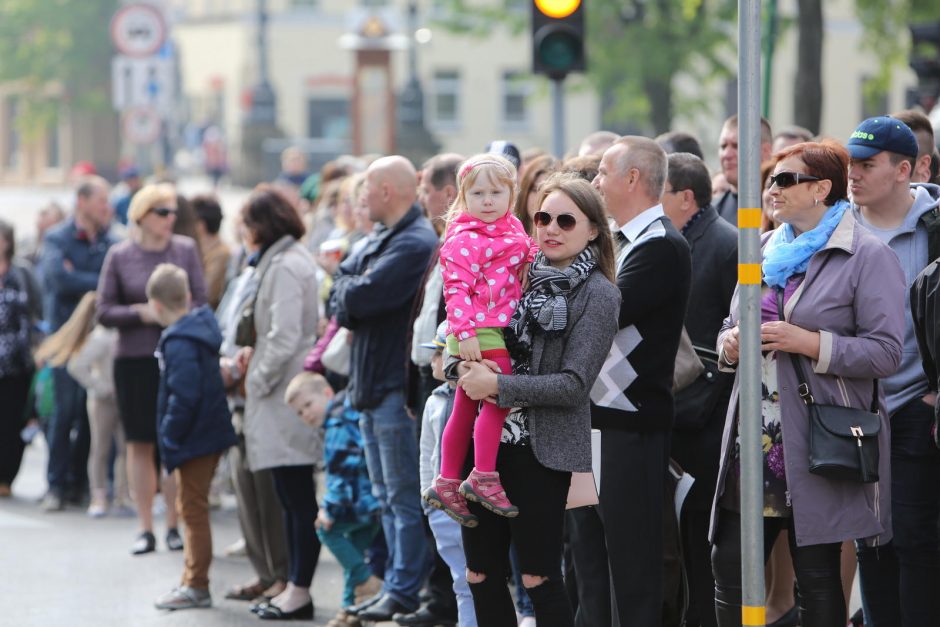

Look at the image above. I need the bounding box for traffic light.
[910,22,940,81]
[532,0,586,80]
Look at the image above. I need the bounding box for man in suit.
[662,153,738,627]
[568,136,691,626]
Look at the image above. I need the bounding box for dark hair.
[932,148,940,185]
[536,173,616,284]
[0,219,14,261]
[561,154,601,182]
[515,154,558,235]
[191,194,224,235]
[655,131,704,160]
[892,109,934,157]
[241,184,306,248]
[422,153,463,190]
[775,140,849,206]
[666,153,712,209]
[723,114,773,145]
[173,195,198,239]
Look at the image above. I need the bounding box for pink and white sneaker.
[423,475,479,528]
[459,468,519,518]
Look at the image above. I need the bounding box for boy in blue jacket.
[147,263,238,611]
[285,371,383,624]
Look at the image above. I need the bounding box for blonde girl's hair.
[127,183,176,225]
[35,292,98,367]
[445,154,518,227]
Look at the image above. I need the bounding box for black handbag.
[776,290,881,483]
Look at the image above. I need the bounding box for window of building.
[432,70,460,128]
[501,71,530,129]
[308,97,350,140]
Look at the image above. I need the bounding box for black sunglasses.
[769,171,822,189]
[150,207,177,217]
[533,211,581,231]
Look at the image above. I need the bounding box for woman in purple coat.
[97,183,207,555]
[711,141,905,627]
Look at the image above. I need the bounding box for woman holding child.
[235,186,322,620]
[455,173,621,626]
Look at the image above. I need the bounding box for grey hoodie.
[853,182,940,414]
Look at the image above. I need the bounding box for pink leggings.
[439,349,512,479]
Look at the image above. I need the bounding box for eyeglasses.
[533,211,582,231]
[769,172,822,189]
[149,207,177,217]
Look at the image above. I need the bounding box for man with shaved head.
[330,155,439,621]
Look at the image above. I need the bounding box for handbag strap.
[774,289,878,412]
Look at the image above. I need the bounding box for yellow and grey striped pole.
[737,1,766,625]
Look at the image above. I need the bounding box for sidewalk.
[0,437,360,627]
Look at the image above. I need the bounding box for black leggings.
[270,465,321,588]
[711,510,844,627]
[461,444,573,627]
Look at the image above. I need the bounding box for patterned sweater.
[322,392,380,523]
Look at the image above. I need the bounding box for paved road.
[0,438,367,627]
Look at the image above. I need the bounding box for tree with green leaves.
[0,0,117,138]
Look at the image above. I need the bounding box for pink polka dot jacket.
[439,211,536,341]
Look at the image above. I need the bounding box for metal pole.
[737,2,765,626]
[551,77,565,158]
[761,0,777,119]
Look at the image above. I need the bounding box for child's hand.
[518,262,531,292]
[315,509,333,531]
[458,336,482,362]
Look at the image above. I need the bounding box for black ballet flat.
[256,600,314,621]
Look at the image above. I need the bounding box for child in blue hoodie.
[147,263,238,611]
[284,371,383,624]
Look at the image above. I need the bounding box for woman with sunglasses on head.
[454,173,620,627]
[711,141,905,627]
[97,183,207,555]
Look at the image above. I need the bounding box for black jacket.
[591,215,692,432]
[330,204,438,410]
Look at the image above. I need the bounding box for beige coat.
[244,236,322,471]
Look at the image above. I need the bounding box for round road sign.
[122,107,162,145]
[111,4,167,58]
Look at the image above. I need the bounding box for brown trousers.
[175,453,221,590]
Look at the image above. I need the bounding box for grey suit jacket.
[496,271,621,473]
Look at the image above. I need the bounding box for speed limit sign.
[123,107,162,145]
[111,4,167,58]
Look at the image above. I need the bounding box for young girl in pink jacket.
[423,154,535,527]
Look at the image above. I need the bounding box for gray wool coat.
[711,210,905,547]
[495,271,621,473]
[244,236,322,472]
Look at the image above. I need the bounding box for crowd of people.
[1,109,939,627]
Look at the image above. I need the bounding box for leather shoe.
[256,600,314,620]
[357,595,413,621]
[393,605,457,626]
[345,591,384,616]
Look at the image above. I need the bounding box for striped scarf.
[506,248,596,372]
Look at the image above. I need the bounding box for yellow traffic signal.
[534,0,581,19]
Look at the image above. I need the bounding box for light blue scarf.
[762,199,849,289]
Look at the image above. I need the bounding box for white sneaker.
[154,586,212,610]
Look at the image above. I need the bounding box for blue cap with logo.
[419,321,449,350]
[846,116,918,160]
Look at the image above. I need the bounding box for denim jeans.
[360,389,428,609]
[46,367,89,497]
[428,509,477,627]
[318,518,381,607]
[857,396,940,626]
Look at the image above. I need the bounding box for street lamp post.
[396,1,439,165]
[238,0,283,185]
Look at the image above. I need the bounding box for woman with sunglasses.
[97,183,207,555]
[710,141,905,627]
[455,173,620,626]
